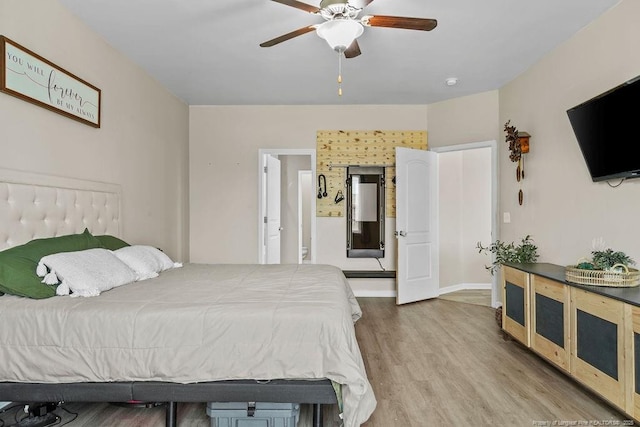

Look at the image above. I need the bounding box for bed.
[0,169,376,427]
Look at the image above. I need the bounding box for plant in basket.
[576,239,635,272]
[567,238,639,287]
[590,249,634,272]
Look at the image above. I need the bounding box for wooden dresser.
[502,262,640,421]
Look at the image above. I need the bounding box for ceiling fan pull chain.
[338,52,343,96]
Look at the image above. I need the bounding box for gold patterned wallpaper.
[316,130,427,217]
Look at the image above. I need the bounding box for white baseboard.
[352,283,491,299]
[353,283,491,298]
[353,290,397,298]
[439,282,491,295]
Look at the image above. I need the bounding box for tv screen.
[567,75,640,182]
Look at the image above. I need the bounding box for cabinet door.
[627,305,640,418]
[531,275,570,372]
[502,266,530,347]
[571,287,626,408]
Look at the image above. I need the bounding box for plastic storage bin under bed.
[207,402,300,427]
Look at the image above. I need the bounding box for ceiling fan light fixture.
[316,20,364,52]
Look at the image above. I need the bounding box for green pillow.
[0,229,103,299]
[94,235,130,251]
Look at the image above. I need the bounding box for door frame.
[258,148,317,265]
[432,140,499,308]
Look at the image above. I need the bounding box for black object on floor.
[13,413,59,427]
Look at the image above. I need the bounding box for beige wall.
[461,148,493,282]
[438,148,492,289]
[498,0,640,267]
[280,155,311,264]
[427,91,500,149]
[188,105,429,264]
[0,0,190,261]
[438,152,463,291]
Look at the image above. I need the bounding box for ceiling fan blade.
[270,0,320,14]
[363,15,438,31]
[344,40,362,58]
[260,26,316,47]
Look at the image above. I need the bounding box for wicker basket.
[565,263,640,288]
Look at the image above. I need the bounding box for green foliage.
[477,235,539,275]
[576,261,595,270]
[588,249,635,271]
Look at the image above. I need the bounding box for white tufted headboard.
[0,168,121,251]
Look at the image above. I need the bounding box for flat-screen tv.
[567,74,640,182]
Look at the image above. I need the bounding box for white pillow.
[36,248,138,297]
[113,245,182,281]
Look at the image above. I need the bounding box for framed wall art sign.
[0,35,101,128]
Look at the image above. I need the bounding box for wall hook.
[318,174,327,199]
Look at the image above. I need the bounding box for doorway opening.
[432,140,498,307]
[258,149,317,265]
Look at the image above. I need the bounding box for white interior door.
[265,155,281,264]
[396,147,439,305]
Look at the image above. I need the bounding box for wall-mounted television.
[567,74,640,182]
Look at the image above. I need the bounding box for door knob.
[394,230,407,237]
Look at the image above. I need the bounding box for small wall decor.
[504,120,530,205]
[0,35,101,128]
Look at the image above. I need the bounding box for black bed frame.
[0,379,337,427]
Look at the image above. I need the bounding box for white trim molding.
[439,282,492,295]
[353,290,397,298]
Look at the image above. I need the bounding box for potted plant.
[477,235,539,275]
[477,235,539,328]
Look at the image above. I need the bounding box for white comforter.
[0,263,376,427]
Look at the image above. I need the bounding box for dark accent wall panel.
[576,309,618,380]
[505,282,525,326]
[535,293,564,347]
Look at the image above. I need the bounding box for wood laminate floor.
[1,297,630,427]
[437,288,492,307]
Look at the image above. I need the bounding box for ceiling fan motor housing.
[319,0,361,20]
[319,0,350,9]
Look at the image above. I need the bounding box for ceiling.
[58,0,621,106]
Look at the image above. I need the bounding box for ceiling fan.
[259,0,438,58]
